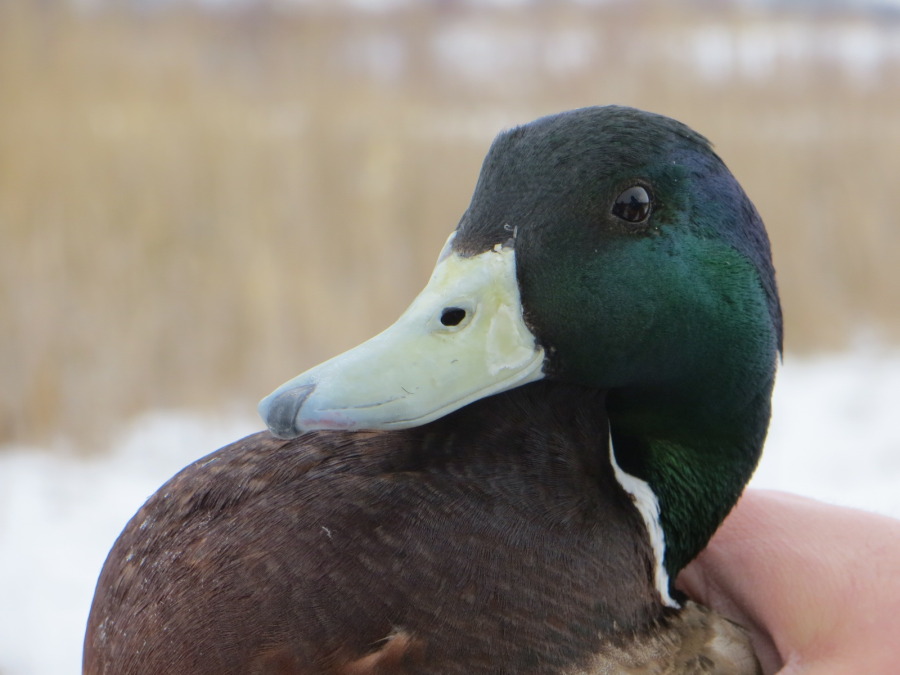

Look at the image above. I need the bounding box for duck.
[84,105,781,675]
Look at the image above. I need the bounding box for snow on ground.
[753,348,900,515]
[1,349,899,675]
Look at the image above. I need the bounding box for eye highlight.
[612,185,652,224]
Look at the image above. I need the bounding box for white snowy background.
[2,348,900,675]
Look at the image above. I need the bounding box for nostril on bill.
[261,384,316,439]
[440,307,467,327]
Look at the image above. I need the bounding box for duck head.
[259,106,782,589]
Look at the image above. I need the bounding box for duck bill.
[259,235,546,438]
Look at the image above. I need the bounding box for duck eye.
[440,307,467,327]
[612,185,651,223]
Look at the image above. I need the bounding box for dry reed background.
[1,1,899,451]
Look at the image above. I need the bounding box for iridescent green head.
[260,106,782,590]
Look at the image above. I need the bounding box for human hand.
[678,490,900,674]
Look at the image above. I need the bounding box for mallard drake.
[84,106,781,674]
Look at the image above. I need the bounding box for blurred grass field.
[2,1,899,450]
